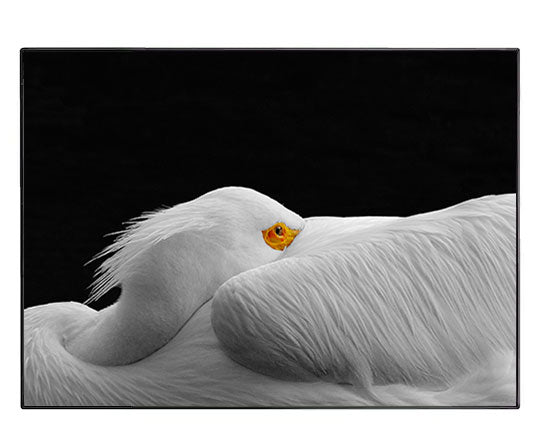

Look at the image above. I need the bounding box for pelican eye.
[262,222,301,251]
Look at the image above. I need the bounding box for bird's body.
[23,188,517,407]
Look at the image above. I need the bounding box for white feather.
[212,194,516,399]
[24,189,517,406]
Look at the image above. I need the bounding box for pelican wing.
[211,194,516,390]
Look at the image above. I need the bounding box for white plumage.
[24,187,516,407]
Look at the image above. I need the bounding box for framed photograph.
[21,49,518,408]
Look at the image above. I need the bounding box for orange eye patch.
[262,222,301,251]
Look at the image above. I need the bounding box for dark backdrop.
[22,49,518,309]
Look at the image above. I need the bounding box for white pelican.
[24,187,516,407]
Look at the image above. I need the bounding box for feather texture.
[212,194,516,395]
[24,190,517,407]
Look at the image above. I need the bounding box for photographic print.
[21,49,518,408]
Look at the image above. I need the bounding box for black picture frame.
[21,48,519,409]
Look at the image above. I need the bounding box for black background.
[22,49,518,310]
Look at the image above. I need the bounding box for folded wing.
[211,194,516,389]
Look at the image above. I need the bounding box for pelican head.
[195,186,305,262]
[68,187,305,366]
